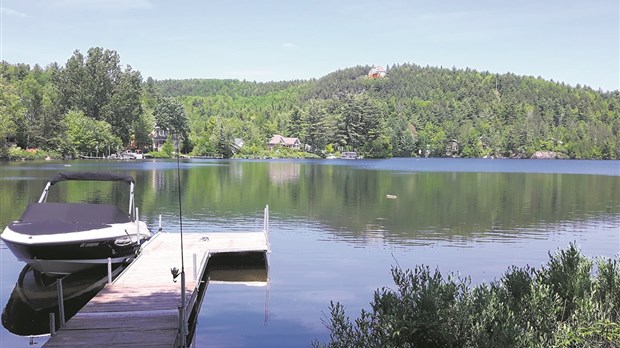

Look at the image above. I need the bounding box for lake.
[1,158,619,347]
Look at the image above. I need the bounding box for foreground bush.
[314,244,620,348]
[234,144,320,159]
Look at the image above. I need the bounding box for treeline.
[2,47,619,159]
[156,78,307,98]
[0,47,188,159]
[156,63,620,159]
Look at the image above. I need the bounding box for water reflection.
[1,265,121,336]
[2,160,618,245]
[268,162,301,184]
[1,159,618,347]
[206,252,269,285]
[189,252,269,347]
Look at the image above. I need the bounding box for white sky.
[1,0,619,91]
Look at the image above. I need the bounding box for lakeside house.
[150,126,180,151]
[267,134,301,150]
[232,138,245,154]
[446,139,459,157]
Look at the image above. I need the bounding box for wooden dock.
[43,229,269,347]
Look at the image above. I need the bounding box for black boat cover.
[49,172,134,186]
[9,202,131,235]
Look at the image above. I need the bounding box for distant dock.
[44,210,270,347]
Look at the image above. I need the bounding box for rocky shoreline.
[530,150,570,159]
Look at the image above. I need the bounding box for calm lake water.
[1,158,619,347]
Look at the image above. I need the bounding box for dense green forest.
[2,47,619,159]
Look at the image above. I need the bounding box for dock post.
[129,182,135,219]
[193,253,197,281]
[107,257,113,283]
[136,207,141,245]
[57,278,65,327]
[49,313,56,336]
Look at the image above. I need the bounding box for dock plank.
[43,231,268,347]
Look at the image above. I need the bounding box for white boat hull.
[1,172,153,275]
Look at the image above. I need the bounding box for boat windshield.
[10,202,132,235]
[49,172,134,186]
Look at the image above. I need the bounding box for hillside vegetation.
[2,48,619,159]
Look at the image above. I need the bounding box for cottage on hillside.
[368,66,387,79]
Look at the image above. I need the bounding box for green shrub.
[234,145,319,159]
[147,150,174,159]
[537,243,593,322]
[7,147,61,161]
[314,244,620,348]
[593,258,620,322]
[555,319,620,348]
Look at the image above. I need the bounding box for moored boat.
[1,172,152,275]
[341,151,358,159]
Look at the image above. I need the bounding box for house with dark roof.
[150,126,180,151]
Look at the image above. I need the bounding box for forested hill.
[155,63,620,159]
[154,78,307,98]
[2,49,619,160]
